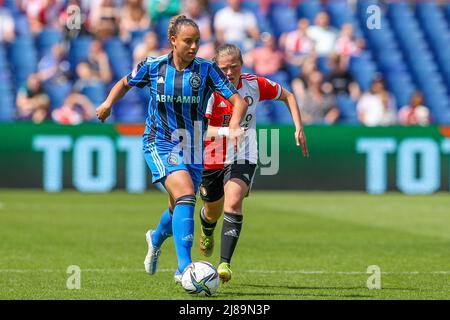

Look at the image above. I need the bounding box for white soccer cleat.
[144,230,161,275]
[174,271,182,284]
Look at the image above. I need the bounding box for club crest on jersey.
[167,153,179,166]
[244,96,254,106]
[189,72,202,89]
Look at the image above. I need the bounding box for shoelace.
[203,237,212,248]
[152,249,161,259]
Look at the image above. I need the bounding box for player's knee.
[224,198,243,213]
[175,194,196,207]
[204,204,222,222]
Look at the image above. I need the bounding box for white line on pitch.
[1,269,450,275]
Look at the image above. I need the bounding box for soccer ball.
[181,261,219,296]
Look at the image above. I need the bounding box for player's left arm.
[277,87,309,158]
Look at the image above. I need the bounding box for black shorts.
[199,162,257,202]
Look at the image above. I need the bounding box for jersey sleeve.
[205,94,215,119]
[127,59,151,88]
[257,77,282,101]
[207,62,238,100]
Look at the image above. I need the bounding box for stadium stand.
[0,0,449,124]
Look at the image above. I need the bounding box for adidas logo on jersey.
[224,229,239,238]
[218,101,227,108]
[157,76,165,84]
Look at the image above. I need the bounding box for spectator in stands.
[0,6,15,43]
[51,92,95,125]
[291,56,318,99]
[86,40,113,84]
[335,23,364,70]
[398,91,431,126]
[307,11,339,57]
[325,53,360,100]
[119,0,151,43]
[183,0,215,59]
[16,73,50,123]
[147,0,180,22]
[37,43,71,84]
[73,61,104,93]
[214,0,260,52]
[244,32,285,78]
[184,0,212,42]
[296,70,340,124]
[90,0,121,41]
[18,0,48,34]
[279,18,315,75]
[357,75,397,126]
[133,31,166,66]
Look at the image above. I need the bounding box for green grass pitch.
[0,190,449,300]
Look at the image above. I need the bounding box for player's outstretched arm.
[278,87,309,158]
[96,76,132,123]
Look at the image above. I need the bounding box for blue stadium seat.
[12,12,31,36]
[256,100,276,124]
[112,89,145,123]
[80,82,107,107]
[268,3,298,39]
[209,0,227,16]
[44,81,72,110]
[8,37,38,86]
[445,3,450,25]
[103,39,132,80]
[154,17,171,49]
[0,85,15,122]
[297,0,321,22]
[36,28,63,58]
[376,50,407,74]
[387,84,415,109]
[272,100,295,124]
[69,36,93,73]
[349,57,376,92]
[336,93,358,124]
[326,1,353,28]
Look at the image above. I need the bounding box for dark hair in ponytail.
[167,15,199,47]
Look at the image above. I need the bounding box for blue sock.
[151,208,173,248]
[172,195,196,273]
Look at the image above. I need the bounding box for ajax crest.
[190,73,202,89]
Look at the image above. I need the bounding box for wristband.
[217,127,229,137]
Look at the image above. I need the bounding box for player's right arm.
[96,76,131,122]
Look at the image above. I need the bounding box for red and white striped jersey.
[204,73,282,170]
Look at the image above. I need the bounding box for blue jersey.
[127,52,237,160]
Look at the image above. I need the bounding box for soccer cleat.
[199,230,214,257]
[217,262,232,283]
[174,269,182,284]
[144,230,161,275]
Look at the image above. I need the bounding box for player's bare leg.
[218,178,248,283]
[199,198,224,257]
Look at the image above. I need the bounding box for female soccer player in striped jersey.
[96,16,248,283]
[198,44,309,283]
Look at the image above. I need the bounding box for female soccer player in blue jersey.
[96,15,248,282]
